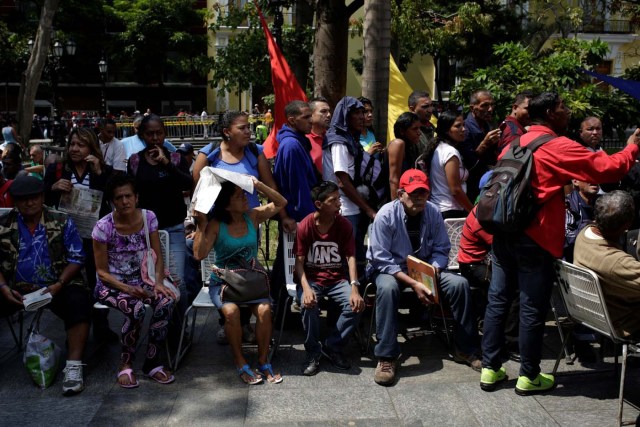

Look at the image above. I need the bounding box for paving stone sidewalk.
[1,307,638,427]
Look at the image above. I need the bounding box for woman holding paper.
[193,177,286,385]
[93,174,177,388]
[44,127,116,341]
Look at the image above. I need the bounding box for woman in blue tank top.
[193,177,287,385]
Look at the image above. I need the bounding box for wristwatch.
[350,280,360,287]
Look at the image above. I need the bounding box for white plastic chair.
[444,217,466,271]
[272,230,297,358]
[553,260,640,426]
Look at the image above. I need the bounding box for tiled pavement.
[1,306,639,427]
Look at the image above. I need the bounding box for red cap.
[399,169,430,193]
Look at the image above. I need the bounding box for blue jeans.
[184,238,201,305]
[373,271,479,359]
[481,233,553,379]
[297,280,360,358]
[345,214,366,270]
[163,223,188,317]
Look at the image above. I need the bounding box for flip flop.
[256,363,283,384]
[117,368,139,389]
[238,364,262,385]
[145,366,175,384]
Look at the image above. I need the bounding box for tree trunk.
[17,0,60,145]
[314,0,362,106]
[293,0,314,92]
[362,0,390,143]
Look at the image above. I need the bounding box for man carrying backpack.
[479,92,640,396]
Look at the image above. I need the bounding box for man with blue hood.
[323,97,376,266]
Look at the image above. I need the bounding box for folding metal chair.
[553,259,640,426]
[272,230,296,359]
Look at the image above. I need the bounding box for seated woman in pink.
[92,174,177,388]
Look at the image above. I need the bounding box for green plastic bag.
[23,311,60,389]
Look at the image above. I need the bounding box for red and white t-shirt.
[295,213,355,287]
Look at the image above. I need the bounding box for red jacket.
[510,125,639,258]
[498,115,526,152]
[458,206,493,264]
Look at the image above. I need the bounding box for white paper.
[23,289,52,312]
[58,187,103,239]
[192,167,254,214]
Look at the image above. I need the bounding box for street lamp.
[65,39,77,56]
[267,0,285,49]
[98,58,108,116]
[48,38,76,113]
[53,41,64,58]
[27,39,34,54]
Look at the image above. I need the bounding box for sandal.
[237,364,262,385]
[117,368,139,389]
[145,366,175,384]
[256,363,283,384]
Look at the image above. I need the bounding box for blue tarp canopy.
[583,69,640,101]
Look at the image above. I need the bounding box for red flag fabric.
[255,4,308,159]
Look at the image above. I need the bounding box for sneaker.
[62,363,85,396]
[374,358,397,386]
[453,350,482,372]
[321,346,351,370]
[302,355,321,376]
[480,367,507,392]
[216,328,228,345]
[515,373,556,396]
[242,325,256,344]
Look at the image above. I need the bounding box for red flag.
[255,3,307,159]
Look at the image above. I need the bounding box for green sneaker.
[480,367,507,392]
[515,373,556,396]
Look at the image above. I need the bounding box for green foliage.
[454,38,640,137]
[104,0,207,84]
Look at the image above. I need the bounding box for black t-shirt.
[405,213,422,253]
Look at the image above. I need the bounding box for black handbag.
[215,255,270,303]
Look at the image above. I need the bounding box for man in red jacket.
[480,92,640,395]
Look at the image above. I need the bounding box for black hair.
[527,92,561,123]
[219,111,248,141]
[408,90,430,108]
[211,180,239,224]
[393,112,420,139]
[101,118,117,128]
[284,100,309,118]
[421,110,462,173]
[137,114,165,138]
[309,96,329,113]
[594,190,635,240]
[311,181,339,204]
[514,90,535,106]
[105,174,137,202]
[357,96,372,108]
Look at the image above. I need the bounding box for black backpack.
[476,134,554,234]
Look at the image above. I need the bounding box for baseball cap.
[399,169,430,193]
[9,175,44,198]
[177,143,194,154]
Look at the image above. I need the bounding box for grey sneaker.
[62,363,85,396]
[374,358,397,386]
[302,355,321,376]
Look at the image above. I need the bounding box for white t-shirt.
[100,137,126,171]
[322,143,359,216]
[429,142,468,212]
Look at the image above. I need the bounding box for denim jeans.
[481,233,553,379]
[163,223,188,317]
[184,238,202,306]
[297,280,360,358]
[345,214,367,272]
[373,271,479,359]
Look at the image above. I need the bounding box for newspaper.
[58,187,103,239]
[191,167,254,214]
[23,289,52,312]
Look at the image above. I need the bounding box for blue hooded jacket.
[274,124,317,222]
[323,96,364,157]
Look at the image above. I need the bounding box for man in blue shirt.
[0,176,92,396]
[121,115,176,161]
[367,169,480,386]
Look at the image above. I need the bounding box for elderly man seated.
[573,190,640,340]
[0,175,92,395]
[367,169,480,386]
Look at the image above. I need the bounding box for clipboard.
[407,255,439,304]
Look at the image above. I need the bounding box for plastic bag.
[23,311,60,389]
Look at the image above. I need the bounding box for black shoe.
[302,356,321,376]
[321,346,351,370]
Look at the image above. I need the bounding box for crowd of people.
[1,88,639,401]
